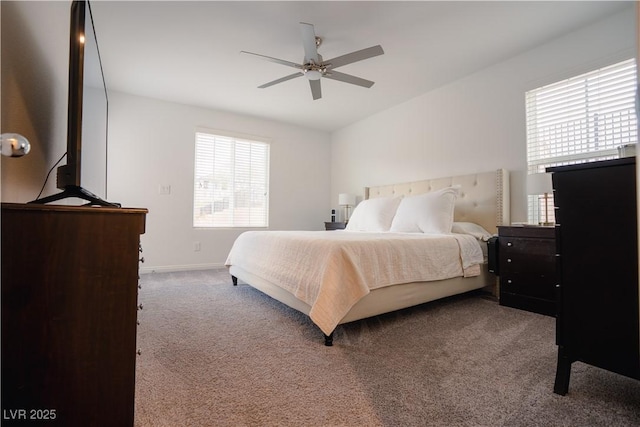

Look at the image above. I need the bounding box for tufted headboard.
[364,169,510,234]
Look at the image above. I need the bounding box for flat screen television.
[31,0,118,207]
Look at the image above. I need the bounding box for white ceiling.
[90,1,632,133]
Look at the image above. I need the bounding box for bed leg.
[231,275,238,286]
[323,332,334,346]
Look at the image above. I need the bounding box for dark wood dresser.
[497,225,557,316]
[549,157,639,395]
[1,203,147,426]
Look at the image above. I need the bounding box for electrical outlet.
[194,242,201,252]
[158,184,171,195]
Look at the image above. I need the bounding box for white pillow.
[389,186,460,234]
[345,196,401,232]
[452,222,493,241]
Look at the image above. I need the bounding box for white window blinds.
[525,58,637,223]
[194,131,270,228]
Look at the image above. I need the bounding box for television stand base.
[29,185,121,207]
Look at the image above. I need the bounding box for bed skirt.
[229,264,492,328]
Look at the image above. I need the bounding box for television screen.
[31,0,117,207]
[79,5,108,201]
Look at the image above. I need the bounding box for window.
[193,131,270,228]
[525,58,637,223]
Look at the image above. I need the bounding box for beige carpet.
[134,269,640,427]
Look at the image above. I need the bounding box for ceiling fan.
[241,22,384,100]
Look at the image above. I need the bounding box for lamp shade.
[527,173,553,195]
[338,193,356,206]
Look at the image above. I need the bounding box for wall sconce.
[527,172,553,226]
[1,133,31,157]
[338,193,356,223]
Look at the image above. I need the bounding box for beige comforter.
[225,230,483,335]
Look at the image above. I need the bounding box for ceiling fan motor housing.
[241,22,384,100]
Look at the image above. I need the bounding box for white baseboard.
[140,262,225,274]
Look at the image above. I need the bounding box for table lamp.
[338,193,356,223]
[527,172,553,226]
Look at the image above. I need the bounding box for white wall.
[1,1,331,272]
[1,1,69,201]
[108,92,331,272]
[331,8,636,223]
[2,1,634,272]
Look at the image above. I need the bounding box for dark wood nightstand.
[497,225,556,316]
[324,222,346,230]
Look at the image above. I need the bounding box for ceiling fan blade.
[309,79,322,100]
[258,72,304,88]
[240,51,303,70]
[324,70,375,88]
[300,22,319,64]
[325,45,384,69]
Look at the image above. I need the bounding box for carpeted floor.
[134,269,640,427]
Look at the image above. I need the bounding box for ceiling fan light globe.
[305,70,322,81]
[0,133,31,157]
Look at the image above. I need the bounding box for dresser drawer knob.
[507,258,512,263]
[507,242,513,247]
[507,279,512,284]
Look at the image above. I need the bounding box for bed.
[226,169,510,345]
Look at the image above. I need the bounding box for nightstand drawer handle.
[507,242,513,247]
[507,279,512,284]
[507,258,512,263]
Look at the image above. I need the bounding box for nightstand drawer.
[500,272,556,300]
[499,236,555,257]
[499,238,556,276]
[497,226,557,316]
